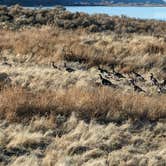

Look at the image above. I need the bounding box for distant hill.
[0,0,165,6]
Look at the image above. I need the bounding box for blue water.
[65,6,166,20]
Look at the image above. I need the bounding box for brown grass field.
[0,7,166,166]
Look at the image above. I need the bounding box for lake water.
[65,6,166,20]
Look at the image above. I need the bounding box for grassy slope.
[0,23,166,166]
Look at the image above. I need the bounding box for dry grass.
[0,27,166,74]
[0,23,165,166]
[0,114,165,166]
[0,86,165,123]
[0,26,165,126]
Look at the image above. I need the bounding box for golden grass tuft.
[0,86,165,123]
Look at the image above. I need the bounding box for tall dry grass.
[0,27,166,73]
[0,86,165,123]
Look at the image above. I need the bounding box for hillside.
[0,6,166,166]
[0,0,165,6]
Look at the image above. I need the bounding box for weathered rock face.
[0,5,166,36]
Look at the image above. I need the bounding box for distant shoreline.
[1,4,166,7]
[66,4,166,7]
